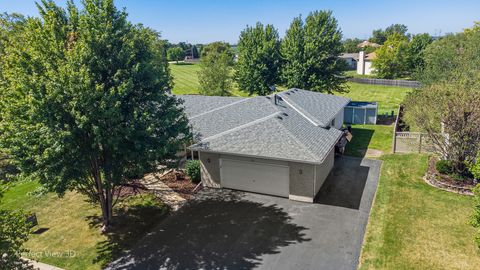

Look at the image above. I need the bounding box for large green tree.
[198,41,234,96]
[372,33,411,79]
[0,0,190,229]
[419,28,480,86]
[408,33,433,74]
[369,23,409,44]
[280,16,307,89]
[167,47,185,63]
[235,22,281,95]
[404,23,480,175]
[302,10,346,93]
[281,11,346,93]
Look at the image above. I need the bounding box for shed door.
[220,158,289,197]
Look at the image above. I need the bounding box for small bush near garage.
[436,159,454,175]
[185,160,201,184]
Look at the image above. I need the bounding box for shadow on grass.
[106,199,310,270]
[87,196,170,268]
[344,128,375,158]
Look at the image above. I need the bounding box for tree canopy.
[369,23,409,44]
[235,22,281,95]
[0,0,190,229]
[404,23,480,175]
[280,16,307,89]
[281,11,347,93]
[342,38,362,53]
[373,32,432,79]
[198,41,235,96]
[372,33,411,79]
[167,47,185,63]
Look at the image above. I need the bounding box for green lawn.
[343,124,479,269]
[336,82,411,115]
[344,124,393,158]
[360,154,480,269]
[0,181,169,270]
[169,63,411,115]
[169,63,251,97]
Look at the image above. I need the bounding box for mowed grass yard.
[170,63,251,97]
[360,154,480,269]
[170,62,411,115]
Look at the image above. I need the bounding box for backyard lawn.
[170,63,411,115]
[360,154,480,269]
[169,63,251,97]
[344,124,393,158]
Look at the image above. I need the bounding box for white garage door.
[220,158,289,197]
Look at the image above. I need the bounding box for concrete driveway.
[107,156,381,270]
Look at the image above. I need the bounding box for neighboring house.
[339,53,359,69]
[179,89,350,203]
[357,40,380,49]
[357,51,376,75]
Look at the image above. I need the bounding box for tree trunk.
[91,160,112,232]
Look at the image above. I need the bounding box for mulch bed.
[160,170,198,200]
[117,180,149,198]
[424,157,476,196]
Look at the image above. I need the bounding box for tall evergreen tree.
[0,0,190,229]
[235,22,281,95]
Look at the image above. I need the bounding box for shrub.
[185,160,201,184]
[468,152,480,180]
[436,159,453,175]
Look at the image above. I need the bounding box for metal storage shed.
[343,101,378,125]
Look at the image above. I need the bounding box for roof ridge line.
[279,94,323,127]
[189,97,249,119]
[195,112,281,143]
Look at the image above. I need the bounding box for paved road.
[107,156,381,270]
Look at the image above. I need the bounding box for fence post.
[418,133,423,153]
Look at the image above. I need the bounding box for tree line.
[342,24,434,79]
[198,10,347,96]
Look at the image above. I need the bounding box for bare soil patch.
[160,170,197,200]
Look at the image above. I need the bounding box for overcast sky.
[1,0,479,44]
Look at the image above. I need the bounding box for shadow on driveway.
[315,156,370,209]
[107,197,310,270]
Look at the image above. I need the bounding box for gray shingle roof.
[278,89,350,127]
[180,95,246,118]
[178,89,347,164]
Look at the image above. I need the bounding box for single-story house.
[357,51,376,75]
[339,53,359,69]
[179,89,351,203]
